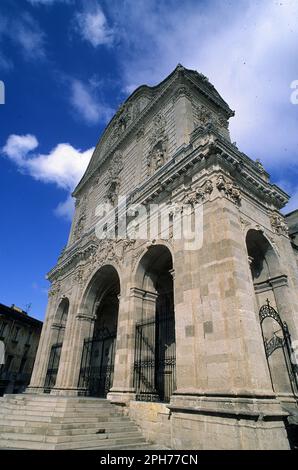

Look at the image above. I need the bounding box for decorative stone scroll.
[194,104,228,131]
[270,213,289,236]
[48,281,61,298]
[216,175,241,205]
[84,238,136,280]
[184,179,214,206]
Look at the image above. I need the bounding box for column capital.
[75,312,96,322]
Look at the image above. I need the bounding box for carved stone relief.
[216,175,241,205]
[270,213,289,236]
[104,150,123,205]
[194,104,228,131]
[183,179,214,205]
[147,113,168,176]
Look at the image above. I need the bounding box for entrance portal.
[78,265,120,397]
[133,245,176,402]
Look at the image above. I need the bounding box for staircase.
[0,394,158,450]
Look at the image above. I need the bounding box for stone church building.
[1,65,298,450]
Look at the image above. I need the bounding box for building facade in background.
[2,65,298,449]
[0,304,42,396]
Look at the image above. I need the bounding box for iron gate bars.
[259,300,298,395]
[44,342,62,393]
[133,314,176,403]
[78,327,116,397]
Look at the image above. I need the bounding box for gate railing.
[259,300,298,395]
[78,328,116,397]
[44,342,62,393]
[133,315,176,403]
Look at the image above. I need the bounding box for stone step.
[0,424,139,436]
[0,395,155,450]
[55,435,147,450]
[0,415,130,427]
[82,443,167,450]
[1,403,114,412]
[0,430,143,444]
[0,440,55,450]
[0,409,123,418]
[0,417,131,428]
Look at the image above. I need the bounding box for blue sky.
[0,0,297,321]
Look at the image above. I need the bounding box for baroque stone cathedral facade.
[2,65,298,450]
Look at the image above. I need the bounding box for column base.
[107,388,136,405]
[25,386,45,394]
[50,387,88,397]
[167,393,290,449]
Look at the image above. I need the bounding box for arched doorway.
[78,265,120,397]
[246,229,298,397]
[44,297,69,392]
[133,245,176,402]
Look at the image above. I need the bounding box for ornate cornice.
[47,238,98,282]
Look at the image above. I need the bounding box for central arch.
[133,244,176,402]
[78,265,120,397]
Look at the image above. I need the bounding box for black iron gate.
[78,327,116,397]
[44,343,62,392]
[259,300,298,395]
[133,313,176,403]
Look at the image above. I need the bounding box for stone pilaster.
[26,298,59,393]
[173,86,194,149]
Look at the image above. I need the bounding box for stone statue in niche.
[147,141,166,176]
[104,151,123,205]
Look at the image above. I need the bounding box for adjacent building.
[0,303,42,396]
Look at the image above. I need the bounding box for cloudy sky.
[0,0,297,320]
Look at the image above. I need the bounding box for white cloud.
[70,78,113,125]
[74,5,114,47]
[0,52,13,71]
[28,0,70,4]
[108,1,298,167]
[15,14,46,59]
[54,194,75,221]
[3,134,39,164]
[2,134,94,219]
[0,12,46,63]
[104,0,298,209]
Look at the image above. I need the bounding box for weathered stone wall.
[128,401,172,448]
